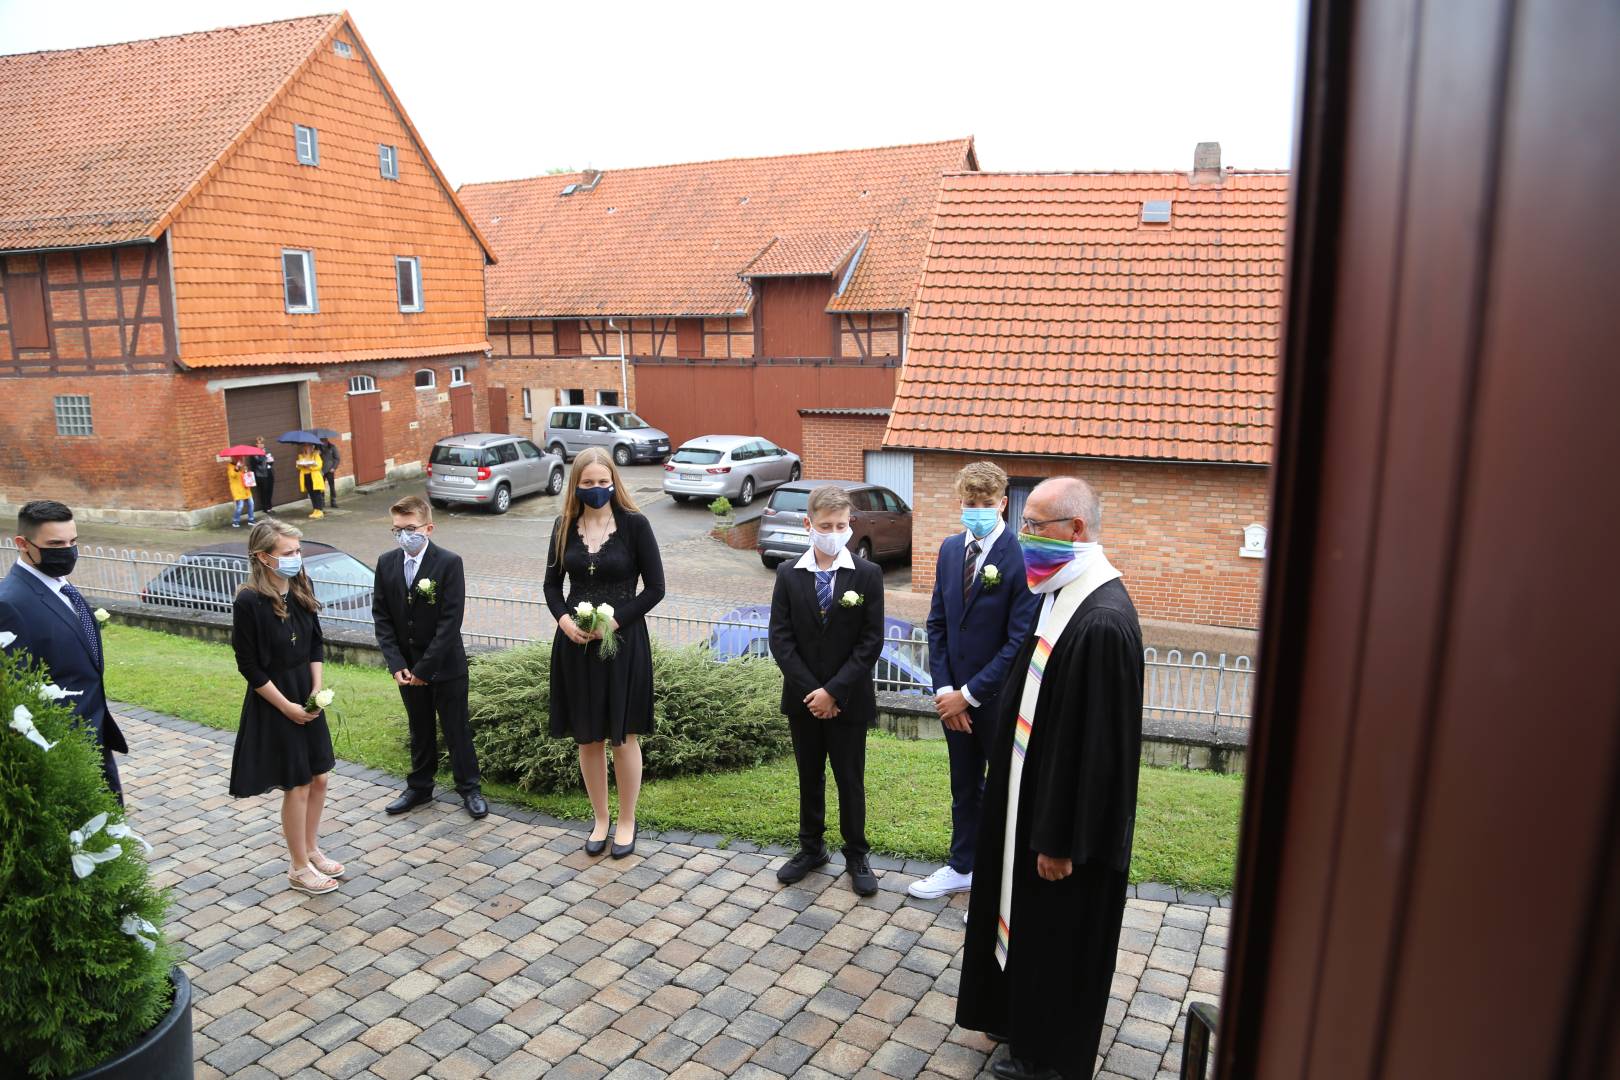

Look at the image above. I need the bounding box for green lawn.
[103,623,1243,892]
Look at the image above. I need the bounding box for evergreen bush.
[468,640,789,792]
[0,646,173,1078]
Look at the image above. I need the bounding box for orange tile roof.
[0,13,493,261]
[180,340,490,370]
[884,171,1289,465]
[741,230,867,279]
[459,139,976,319]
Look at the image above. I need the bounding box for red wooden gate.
[346,391,385,485]
[488,387,509,433]
[449,384,474,434]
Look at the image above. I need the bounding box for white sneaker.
[908,865,972,899]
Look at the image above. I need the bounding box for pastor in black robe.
[957,576,1145,1078]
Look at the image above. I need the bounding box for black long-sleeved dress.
[544,506,666,745]
[228,587,334,796]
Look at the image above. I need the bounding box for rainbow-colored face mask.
[1018,532,1098,592]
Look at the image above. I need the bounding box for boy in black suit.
[372,495,486,819]
[768,484,885,895]
[0,500,127,800]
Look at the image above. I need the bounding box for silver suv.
[425,433,564,514]
[544,406,672,466]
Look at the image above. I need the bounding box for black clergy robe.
[957,576,1145,1078]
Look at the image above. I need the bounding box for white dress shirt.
[792,544,856,574]
[18,556,77,614]
[402,539,431,588]
[937,518,1007,709]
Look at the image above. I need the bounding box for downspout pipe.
[608,318,628,406]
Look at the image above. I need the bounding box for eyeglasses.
[390,526,426,537]
[1020,516,1074,533]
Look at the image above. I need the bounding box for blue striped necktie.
[814,569,834,616]
[60,582,102,666]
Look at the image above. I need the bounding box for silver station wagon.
[662,435,802,507]
[425,433,564,514]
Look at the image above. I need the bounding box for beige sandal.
[287,865,340,895]
[309,850,346,878]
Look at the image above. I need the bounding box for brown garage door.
[225,383,301,509]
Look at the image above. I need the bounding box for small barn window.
[675,318,703,358]
[414,368,436,390]
[596,390,619,406]
[379,144,398,180]
[333,40,353,59]
[554,320,582,356]
[282,249,317,313]
[294,124,319,166]
[450,366,467,385]
[54,395,93,436]
[522,388,533,418]
[396,256,422,312]
[348,375,377,394]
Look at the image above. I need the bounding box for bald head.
[1026,476,1101,542]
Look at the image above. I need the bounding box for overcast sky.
[0,0,1302,188]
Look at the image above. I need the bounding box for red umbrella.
[219,445,264,457]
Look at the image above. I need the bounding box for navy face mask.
[577,485,614,509]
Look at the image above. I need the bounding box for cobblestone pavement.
[122,706,1225,1079]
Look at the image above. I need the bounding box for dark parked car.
[755,480,913,569]
[139,541,375,622]
[704,603,931,694]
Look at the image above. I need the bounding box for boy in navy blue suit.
[912,463,1040,899]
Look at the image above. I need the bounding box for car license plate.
[681,470,702,479]
[441,475,472,485]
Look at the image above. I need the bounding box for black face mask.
[27,541,78,578]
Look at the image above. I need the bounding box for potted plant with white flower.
[0,641,191,1079]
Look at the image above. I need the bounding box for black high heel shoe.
[585,822,611,856]
[610,825,638,860]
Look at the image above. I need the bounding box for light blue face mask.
[274,554,303,578]
[960,506,1000,539]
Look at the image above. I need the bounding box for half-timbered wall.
[0,243,175,376]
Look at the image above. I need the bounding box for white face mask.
[810,528,852,557]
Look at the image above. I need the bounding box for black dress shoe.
[847,854,879,897]
[463,791,489,819]
[609,826,638,860]
[584,823,610,856]
[777,847,831,884]
[990,1055,1059,1080]
[385,789,433,815]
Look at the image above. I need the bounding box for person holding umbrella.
[252,436,276,514]
[281,431,327,520]
[316,431,341,508]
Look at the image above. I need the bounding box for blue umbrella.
[278,430,322,444]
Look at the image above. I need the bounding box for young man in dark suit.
[768,484,885,896]
[913,462,1041,901]
[0,500,128,800]
[372,495,486,819]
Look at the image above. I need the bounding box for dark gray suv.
[755,479,913,568]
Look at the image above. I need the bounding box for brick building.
[0,14,495,525]
[804,148,1287,628]
[456,140,977,453]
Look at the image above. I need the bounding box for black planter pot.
[68,966,193,1080]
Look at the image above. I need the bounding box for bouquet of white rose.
[303,687,348,752]
[572,602,619,659]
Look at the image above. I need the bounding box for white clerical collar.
[965,518,1005,552]
[794,545,855,573]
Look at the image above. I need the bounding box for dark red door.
[449,384,474,434]
[346,390,384,485]
[488,387,509,434]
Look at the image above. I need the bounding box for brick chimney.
[1193,141,1223,184]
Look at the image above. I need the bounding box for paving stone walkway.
[119,705,1225,1079]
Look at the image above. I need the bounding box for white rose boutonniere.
[980,564,1002,589]
[413,578,437,604]
[94,608,111,624]
[839,590,864,608]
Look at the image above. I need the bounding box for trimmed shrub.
[469,640,789,792]
[0,647,173,1078]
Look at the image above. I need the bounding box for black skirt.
[228,589,335,796]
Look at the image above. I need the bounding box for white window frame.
[53,394,93,436]
[379,143,399,180]
[282,249,317,313]
[347,375,377,395]
[294,124,319,166]
[449,365,468,386]
[521,388,533,418]
[333,40,353,59]
[396,256,423,313]
[414,368,437,390]
[596,390,620,406]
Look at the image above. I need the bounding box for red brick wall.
[482,357,638,445]
[909,451,1271,628]
[800,413,890,481]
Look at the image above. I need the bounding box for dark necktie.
[963,538,981,601]
[814,569,834,617]
[60,582,102,667]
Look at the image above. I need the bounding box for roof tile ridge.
[0,13,339,61]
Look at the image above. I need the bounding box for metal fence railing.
[1,540,1251,725]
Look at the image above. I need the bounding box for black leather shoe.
[584,822,610,856]
[385,789,433,815]
[463,791,489,820]
[847,854,879,897]
[610,826,638,860]
[990,1056,1059,1080]
[777,847,831,884]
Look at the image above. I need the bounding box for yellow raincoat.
[296,451,326,493]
